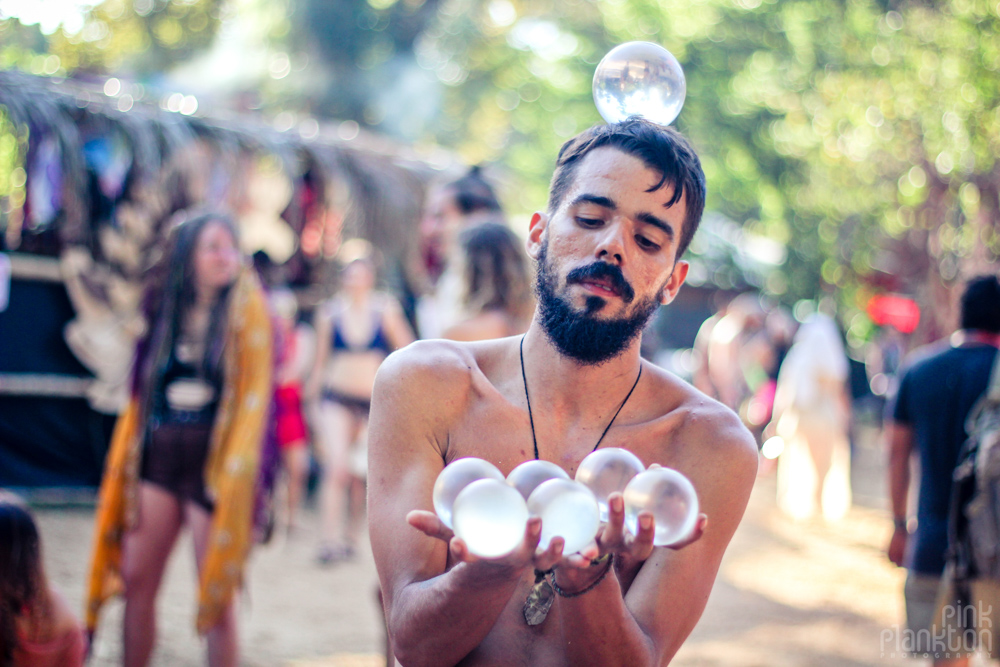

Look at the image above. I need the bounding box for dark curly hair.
[445,165,504,219]
[547,118,706,258]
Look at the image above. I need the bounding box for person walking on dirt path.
[886,275,1000,665]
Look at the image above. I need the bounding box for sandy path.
[38,505,384,666]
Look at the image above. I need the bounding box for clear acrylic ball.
[452,479,528,559]
[575,447,646,522]
[526,479,600,555]
[506,459,570,500]
[593,41,686,126]
[432,457,505,529]
[623,467,699,547]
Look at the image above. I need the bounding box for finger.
[667,514,707,550]
[624,511,656,561]
[886,542,903,566]
[533,536,565,572]
[553,537,599,570]
[578,540,600,562]
[597,493,626,552]
[521,516,542,554]
[562,551,596,569]
[406,510,454,542]
[449,536,478,563]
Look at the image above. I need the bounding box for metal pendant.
[523,574,555,626]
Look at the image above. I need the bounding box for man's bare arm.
[553,402,759,666]
[886,420,914,566]
[368,341,551,667]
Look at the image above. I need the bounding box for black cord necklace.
[519,335,642,461]
[518,334,642,626]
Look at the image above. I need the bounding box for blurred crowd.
[691,294,853,520]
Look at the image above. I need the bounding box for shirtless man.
[369,119,759,667]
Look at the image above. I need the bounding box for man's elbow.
[386,610,444,667]
[391,635,447,667]
[390,617,471,667]
[390,641,419,667]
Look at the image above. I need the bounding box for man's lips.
[577,278,621,298]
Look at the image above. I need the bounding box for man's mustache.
[566,262,635,303]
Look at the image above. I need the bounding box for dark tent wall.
[0,265,112,486]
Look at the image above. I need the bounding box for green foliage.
[0,0,223,77]
[287,0,444,121]
[0,106,27,249]
[421,0,1000,316]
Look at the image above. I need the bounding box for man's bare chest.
[443,388,691,479]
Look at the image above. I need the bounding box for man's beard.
[535,242,661,365]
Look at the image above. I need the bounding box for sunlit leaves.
[0,0,222,75]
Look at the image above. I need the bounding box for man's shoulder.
[901,338,994,380]
[372,338,522,448]
[643,363,759,475]
[375,337,513,400]
[370,340,480,434]
[902,339,953,369]
[377,339,477,388]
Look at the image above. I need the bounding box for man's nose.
[594,222,626,265]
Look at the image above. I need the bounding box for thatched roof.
[0,69,455,271]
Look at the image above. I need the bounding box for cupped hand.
[406,510,565,572]
[600,491,706,550]
[581,493,708,568]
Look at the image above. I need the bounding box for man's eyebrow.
[571,193,675,239]
[570,194,616,210]
[637,212,675,239]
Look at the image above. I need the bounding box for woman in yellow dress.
[85,211,272,667]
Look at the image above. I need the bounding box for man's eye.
[636,235,660,251]
[576,217,603,227]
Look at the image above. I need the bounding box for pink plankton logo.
[880,602,993,659]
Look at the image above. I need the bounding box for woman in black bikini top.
[307,241,414,564]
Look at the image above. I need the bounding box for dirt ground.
[28,427,992,666]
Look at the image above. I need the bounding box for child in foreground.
[0,494,86,667]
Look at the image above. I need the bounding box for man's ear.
[526,212,548,260]
[660,260,689,305]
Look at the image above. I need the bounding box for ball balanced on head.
[593,41,687,127]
